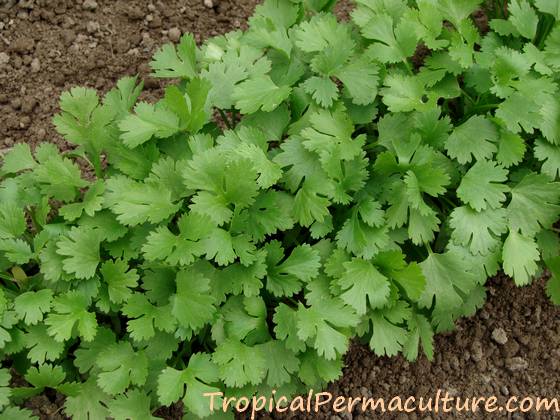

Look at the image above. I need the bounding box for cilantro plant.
[1,0,560,418]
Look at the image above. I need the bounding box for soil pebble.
[82,0,98,11]
[0,52,9,66]
[491,327,508,345]
[168,27,181,42]
[9,37,35,53]
[86,20,100,34]
[30,57,40,72]
[506,357,529,372]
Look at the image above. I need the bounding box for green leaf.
[367,301,411,357]
[59,181,105,222]
[0,369,11,410]
[535,0,560,18]
[158,353,220,417]
[403,313,434,361]
[107,389,157,420]
[63,379,110,420]
[445,116,499,164]
[450,206,508,255]
[502,230,540,285]
[96,341,148,394]
[213,339,266,387]
[496,129,526,168]
[33,154,88,202]
[53,87,114,150]
[100,259,139,304]
[105,175,181,226]
[273,303,307,353]
[509,0,539,39]
[1,143,36,174]
[119,102,180,148]
[14,290,53,325]
[302,76,338,108]
[361,13,417,64]
[0,238,33,264]
[151,33,197,79]
[334,55,379,105]
[545,256,560,304]
[418,252,479,313]
[56,227,101,279]
[45,291,97,342]
[380,74,427,113]
[122,294,175,342]
[507,172,560,236]
[535,138,560,179]
[457,160,509,211]
[260,340,300,387]
[265,242,321,297]
[233,76,291,114]
[296,298,359,360]
[24,325,65,364]
[171,269,216,331]
[24,364,66,390]
[337,258,390,315]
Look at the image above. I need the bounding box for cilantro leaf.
[445,116,499,164]
[105,175,181,226]
[545,256,560,304]
[107,389,157,420]
[0,143,36,174]
[265,242,321,297]
[213,339,266,387]
[14,290,53,325]
[63,378,110,420]
[509,0,539,39]
[24,325,65,364]
[151,33,197,79]
[233,76,291,114]
[100,259,139,304]
[296,298,359,360]
[450,206,508,255]
[158,353,220,417]
[119,102,180,148]
[418,251,479,313]
[56,227,101,279]
[535,138,560,180]
[457,160,509,211]
[96,341,148,394]
[336,258,391,315]
[171,269,216,331]
[45,291,97,342]
[502,230,540,286]
[507,172,560,236]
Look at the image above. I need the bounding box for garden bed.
[0,1,559,419]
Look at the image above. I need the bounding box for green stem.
[424,243,433,256]
[0,273,14,282]
[401,59,414,75]
[441,195,459,209]
[218,109,232,129]
[536,15,555,49]
[460,88,476,105]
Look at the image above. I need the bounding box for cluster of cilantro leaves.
[1,0,560,418]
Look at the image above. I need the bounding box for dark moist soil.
[1,1,559,420]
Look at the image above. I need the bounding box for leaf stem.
[218,109,232,129]
[460,88,476,105]
[424,243,433,256]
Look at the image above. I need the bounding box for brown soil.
[1,1,559,420]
